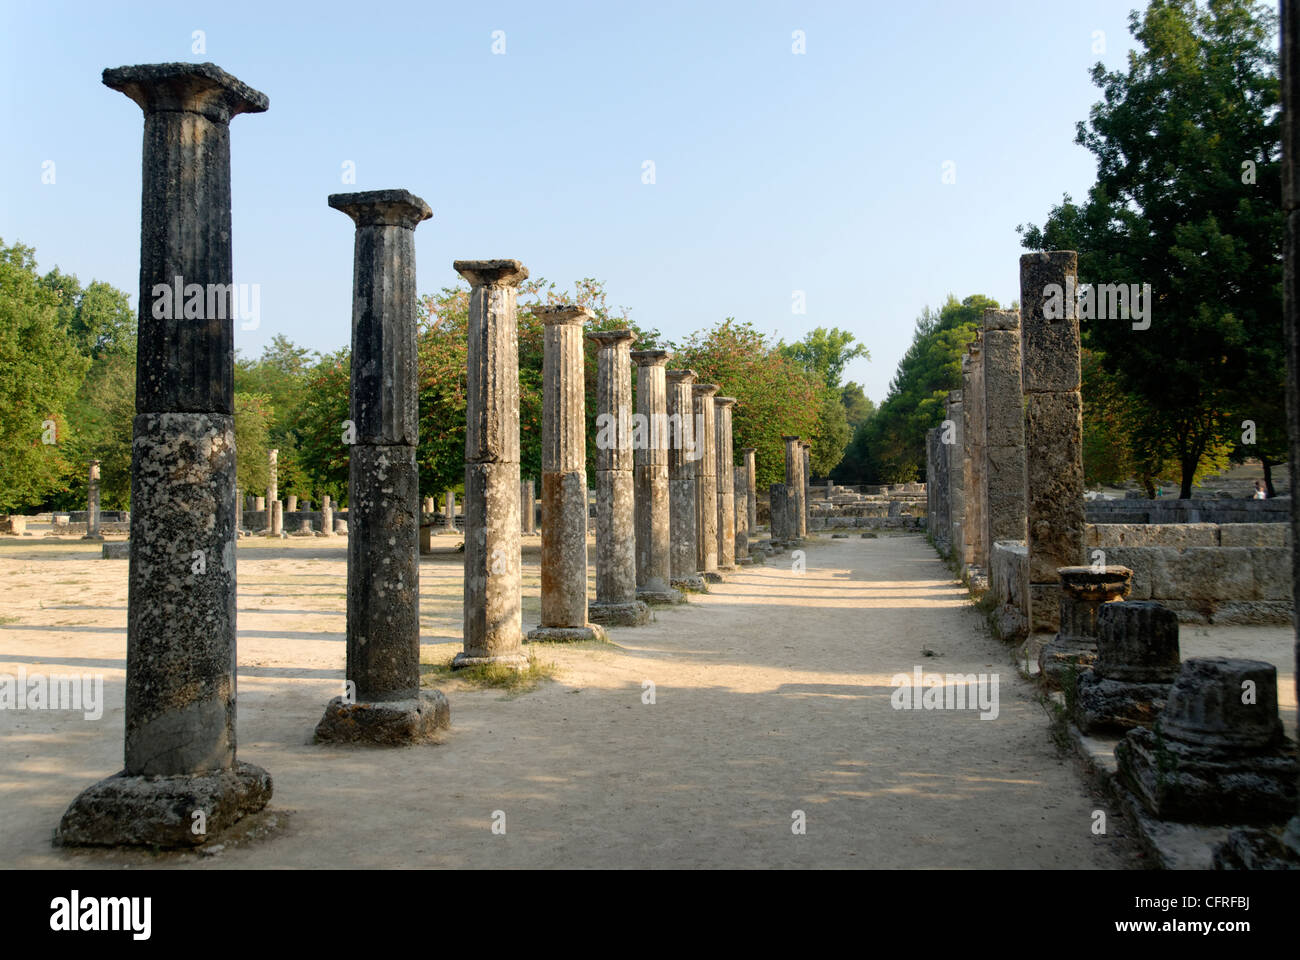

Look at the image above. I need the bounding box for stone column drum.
[588,331,649,625]
[57,62,272,848]
[456,260,530,668]
[83,459,104,540]
[526,307,606,643]
[666,368,705,592]
[1038,565,1132,689]
[1021,252,1086,632]
[783,436,805,541]
[741,447,757,534]
[694,383,721,580]
[443,489,457,533]
[271,499,283,538]
[631,350,681,604]
[715,397,737,571]
[286,494,298,514]
[315,189,448,743]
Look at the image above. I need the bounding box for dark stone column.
[316,189,448,743]
[667,368,705,592]
[632,350,682,604]
[694,383,721,579]
[520,479,536,535]
[456,260,531,667]
[1038,565,1132,690]
[57,63,271,848]
[733,467,751,564]
[527,306,605,643]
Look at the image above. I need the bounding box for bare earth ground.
[0,532,1293,869]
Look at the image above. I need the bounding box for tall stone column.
[267,448,278,508]
[801,442,812,533]
[456,260,530,668]
[666,368,705,592]
[694,383,721,579]
[82,459,103,540]
[632,350,681,604]
[589,332,649,625]
[783,436,805,540]
[945,390,964,559]
[316,189,448,743]
[769,483,789,543]
[234,483,243,536]
[982,309,1027,555]
[741,447,757,533]
[57,63,271,848]
[321,494,334,537]
[526,307,605,643]
[733,468,750,564]
[520,479,536,534]
[1020,252,1085,632]
[715,397,737,571]
[964,336,987,576]
[443,489,457,533]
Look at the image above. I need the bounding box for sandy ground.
[0,532,1293,869]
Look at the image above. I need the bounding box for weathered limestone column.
[694,383,721,579]
[1038,565,1132,689]
[588,332,649,625]
[963,336,987,577]
[456,260,530,668]
[982,309,1027,552]
[443,489,456,533]
[945,390,964,559]
[1021,252,1086,632]
[271,500,283,537]
[267,448,278,510]
[715,397,737,571]
[741,447,757,533]
[82,460,104,540]
[321,494,334,537]
[315,189,447,743]
[254,495,265,512]
[286,494,298,514]
[801,442,812,533]
[666,368,705,592]
[526,307,605,643]
[733,468,750,564]
[424,496,435,515]
[632,350,681,604]
[520,479,536,535]
[234,483,243,535]
[769,483,789,544]
[783,436,805,540]
[57,63,271,847]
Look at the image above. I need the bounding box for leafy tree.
[1019,0,1282,499]
[779,326,869,390]
[840,382,875,430]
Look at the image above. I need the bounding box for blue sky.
[2,0,1143,403]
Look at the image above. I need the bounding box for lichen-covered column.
[315,189,447,743]
[715,397,737,571]
[82,460,103,541]
[741,447,757,533]
[982,309,1027,553]
[632,350,681,604]
[456,260,530,668]
[1021,252,1085,632]
[588,332,649,626]
[783,436,805,540]
[733,468,750,564]
[666,368,705,592]
[527,307,605,643]
[694,383,721,580]
[57,63,271,848]
[443,489,456,533]
[520,479,536,535]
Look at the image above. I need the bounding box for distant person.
[1253,480,1267,500]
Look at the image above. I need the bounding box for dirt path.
[0,533,1169,868]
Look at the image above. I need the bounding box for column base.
[1074,672,1172,734]
[1038,637,1096,690]
[637,587,684,605]
[588,600,650,626]
[314,690,451,745]
[451,651,530,671]
[54,761,272,849]
[671,575,708,593]
[527,624,608,644]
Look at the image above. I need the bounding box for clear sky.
[1,0,1143,403]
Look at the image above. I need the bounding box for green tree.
[779,326,869,390]
[840,382,875,430]
[1019,0,1282,499]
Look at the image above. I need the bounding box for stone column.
[520,479,536,535]
[964,336,987,576]
[57,63,271,848]
[315,189,447,743]
[255,495,265,512]
[588,331,649,625]
[234,484,243,536]
[769,483,789,544]
[1039,565,1132,689]
[783,436,805,540]
[945,391,964,559]
[715,397,737,571]
[733,468,750,564]
[982,309,1027,556]
[321,494,334,537]
[666,368,705,592]
[267,448,278,509]
[443,489,457,533]
[694,383,721,579]
[286,494,298,514]
[82,460,104,540]
[632,350,681,604]
[424,496,435,515]
[526,306,605,643]
[1021,252,1086,632]
[741,447,757,533]
[271,500,283,537]
[455,260,530,668]
[801,442,812,533]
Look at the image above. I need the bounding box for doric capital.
[328,189,432,229]
[103,62,268,122]
[630,349,669,367]
[714,396,737,408]
[666,368,697,383]
[588,329,635,347]
[454,259,529,288]
[693,383,719,397]
[534,305,594,326]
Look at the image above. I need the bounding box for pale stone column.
[1020,252,1085,632]
[234,484,243,536]
[321,494,334,537]
[82,460,103,540]
[715,397,737,571]
[588,331,649,625]
[666,368,705,592]
[982,309,1027,554]
[316,189,448,743]
[694,383,721,579]
[527,306,605,643]
[255,495,265,512]
[964,336,987,576]
[267,448,278,509]
[271,500,283,537]
[520,479,536,534]
[57,62,271,848]
[733,468,750,564]
[286,494,298,514]
[632,350,681,604]
[945,390,964,559]
[740,447,757,533]
[783,436,805,540]
[424,496,435,515]
[455,260,530,668]
[443,489,456,533]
